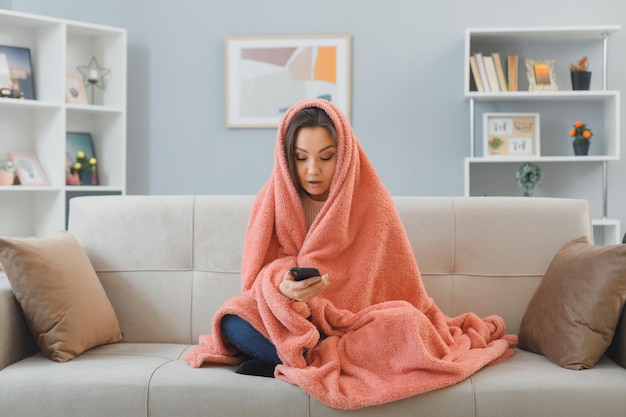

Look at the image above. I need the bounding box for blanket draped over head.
[184,98,517,410]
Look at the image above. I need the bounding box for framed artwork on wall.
[525,59,558,92]
[483,113,541,158]
[225,34,351,128]
[0,44,36,100]
[8,152,48,186]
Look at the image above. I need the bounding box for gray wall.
[10,0,626,232]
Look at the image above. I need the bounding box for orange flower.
[570,120,593,144]
[570,57,589,72]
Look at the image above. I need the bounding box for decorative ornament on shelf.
[516,163,542,197]
[77,57,110,105]
[0,159,16,185]
[67,150,97,186]
[569,120,592,156]
[570,56,591,90]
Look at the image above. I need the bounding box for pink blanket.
[185,98,517,409]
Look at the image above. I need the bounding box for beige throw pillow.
[518,236,626,370]
[0,231,122,362]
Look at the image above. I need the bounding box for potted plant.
[68,150,97,185]
[516,163,542,197]
[570,56,591,90]
[569,120,593,156]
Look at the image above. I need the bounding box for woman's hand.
[279,270,329,302]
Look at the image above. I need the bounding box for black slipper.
[235,359,276,378]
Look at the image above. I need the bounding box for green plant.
[570,56,589,72]
[569,120,592,144]
[489,137,503,150]
[69,150,97,174]
[516,163,542,197]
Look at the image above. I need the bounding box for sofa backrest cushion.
[68,196,592,343]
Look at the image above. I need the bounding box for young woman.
[186,98,516,410]
[220,106,336,376]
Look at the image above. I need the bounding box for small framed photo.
[8,152,48,186]
[225,34,351,128]
[525,59,558,92]
[66,74,87,105]
[0,45,36,100]
[483,113,540,158]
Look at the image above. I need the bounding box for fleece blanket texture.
[184,98,517,410]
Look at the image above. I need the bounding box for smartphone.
[290,267,320,281]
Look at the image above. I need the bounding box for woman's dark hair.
[284,107,337,194]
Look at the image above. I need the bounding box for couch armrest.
[0,275,37,370]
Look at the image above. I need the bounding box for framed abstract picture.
[225,34,351,128]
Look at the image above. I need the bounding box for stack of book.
[470,52,518,92]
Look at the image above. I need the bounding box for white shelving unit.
[464,26,621,244]
[0,9,126,238]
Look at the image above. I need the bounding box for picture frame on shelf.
[8,152,48,186]
[225,34,351,128]
[483,113,540,158]
[66,132,98,186]
[525,59,558,92]
[0,45,36,100]
[65,74,87,105]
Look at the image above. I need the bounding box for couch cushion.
[518,236,626,370]
[0,231,122,362]
[148,346,310,417]
[472,349,626,417]
[0,343,181,417]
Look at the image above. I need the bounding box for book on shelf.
[507,55,518,91]
[492,52,508,92]
[482,55,500,92]
[469,52,519,93]
[469,55,485,92]
[473,52,491,92]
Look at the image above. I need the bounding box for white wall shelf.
[464,25,621,244]
[0,9,126,238]
[465,90,619,101]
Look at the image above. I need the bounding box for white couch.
[1,195,625,416]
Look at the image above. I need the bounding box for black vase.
[573,141,590,156]
[571,71,591,90]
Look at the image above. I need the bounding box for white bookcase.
[0,9,126,238]
[464,26,621,244]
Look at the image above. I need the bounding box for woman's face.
[294,126,337,201]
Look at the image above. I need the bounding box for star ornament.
[77,57,110,89]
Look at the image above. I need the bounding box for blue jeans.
[221,314,282,365]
